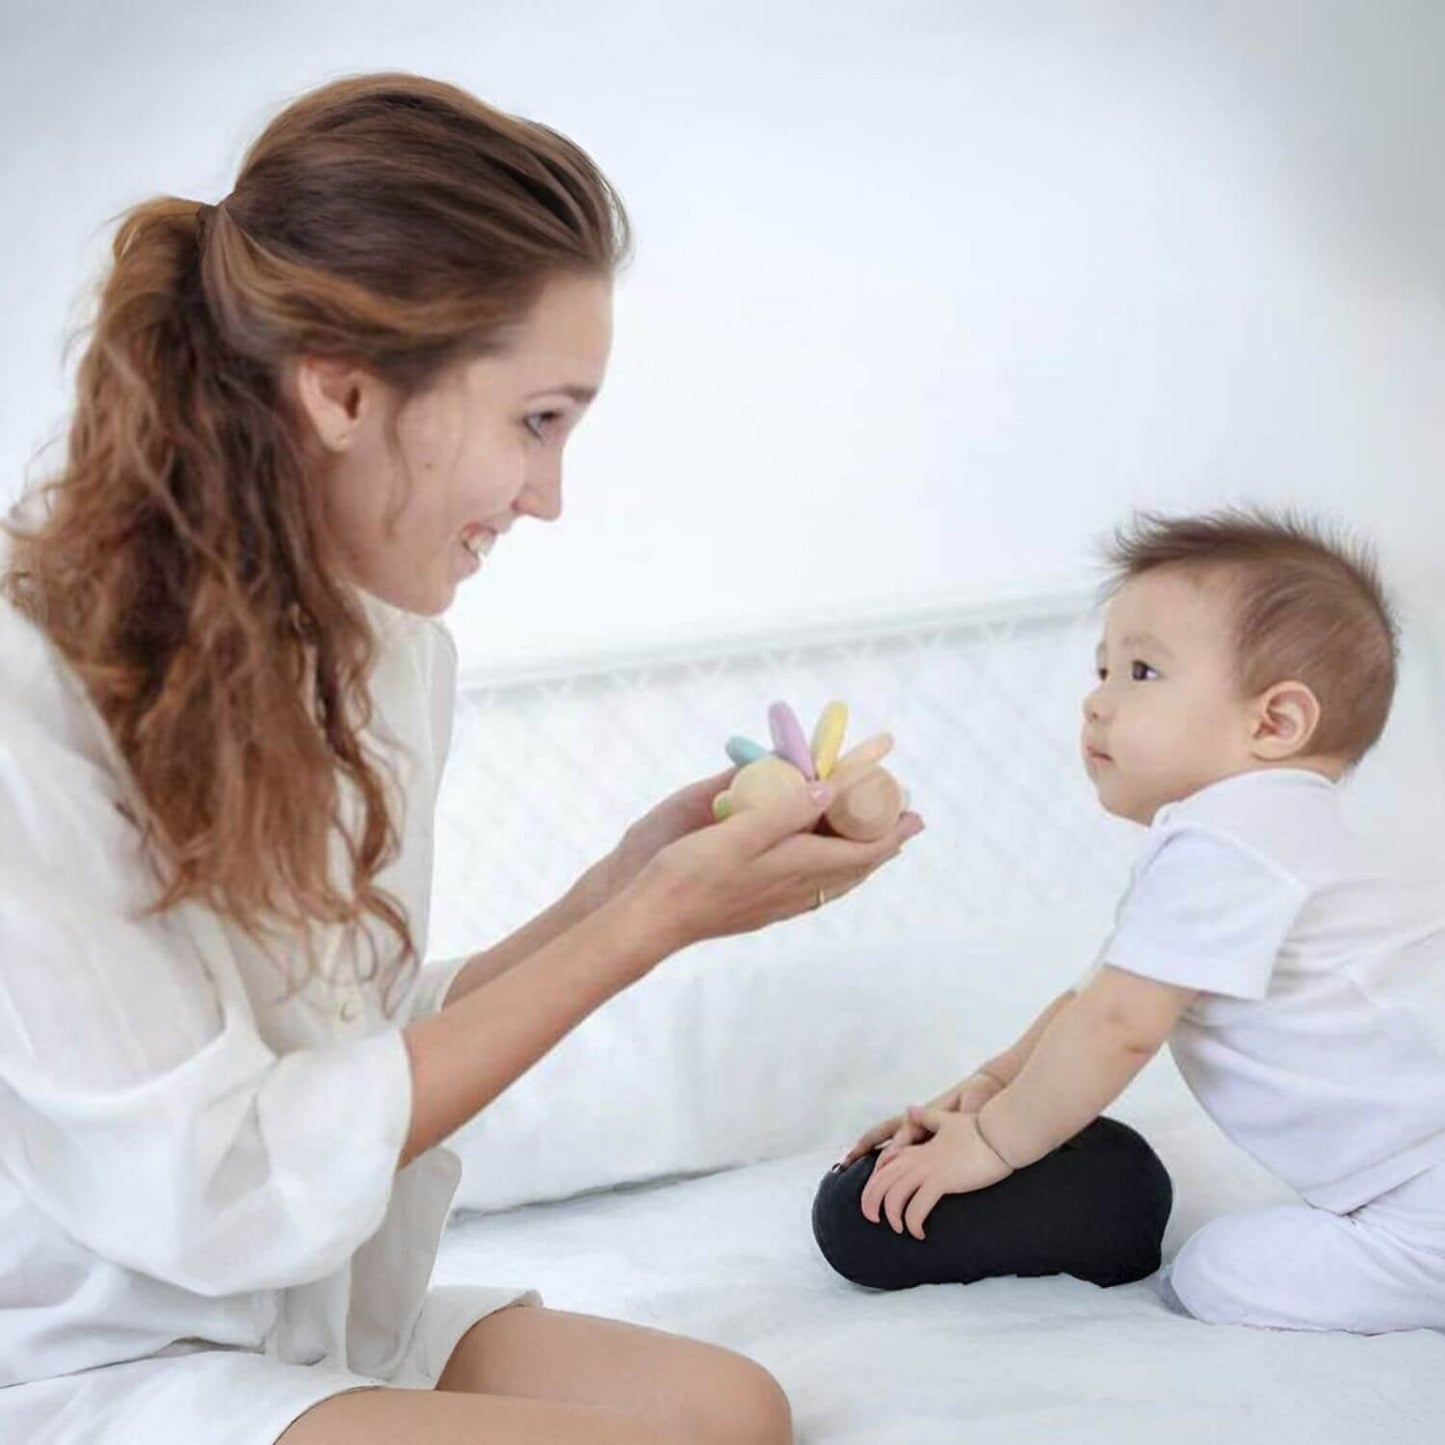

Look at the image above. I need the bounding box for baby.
[817,508,1445,1333]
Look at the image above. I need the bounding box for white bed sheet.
[436,1134,1445,1444]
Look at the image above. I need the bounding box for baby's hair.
[1100,507,1399,763]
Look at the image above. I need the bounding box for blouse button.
[334,987,366,1031]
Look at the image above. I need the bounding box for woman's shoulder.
[0,585,119,778]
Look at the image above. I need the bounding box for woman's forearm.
[438,860,612,1008]
[398,881,666,1168]
[975,993,1156,1170]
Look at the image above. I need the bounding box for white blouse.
[0,581,532,1445]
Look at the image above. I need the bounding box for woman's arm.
[400,881,663,1167]
[401,776,921,1168]
[973,966,1194,1170]
[436,861,610,1008]
[435,767,736,1010]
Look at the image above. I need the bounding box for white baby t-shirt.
[1098,767,1445,1213]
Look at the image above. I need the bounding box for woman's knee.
[688,1351,792,1445]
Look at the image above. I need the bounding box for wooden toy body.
[712,753,904,842]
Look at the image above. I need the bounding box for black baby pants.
[812,1116,1173,1290]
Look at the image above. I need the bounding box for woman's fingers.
[714,776,832,859]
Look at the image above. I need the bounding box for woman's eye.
[524,410,562,441]
[1131,660,1158,681]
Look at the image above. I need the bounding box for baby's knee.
[811,1158,904,1290]
[1167,1214,1261,1325]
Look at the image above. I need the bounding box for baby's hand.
[838,1110,928,1169]
[859,1108,1013,1239]
[837,1072,1003,1169]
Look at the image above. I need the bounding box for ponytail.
[3,74,629,1008]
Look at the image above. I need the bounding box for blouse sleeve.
[0,749,413,1299]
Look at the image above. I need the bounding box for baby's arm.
[974,966,1195,1169]
[965,988,1078,1103]
[840,989,1077,1165]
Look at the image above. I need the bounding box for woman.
[0,74,922,1445]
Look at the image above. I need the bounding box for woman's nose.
[516,462,563,523]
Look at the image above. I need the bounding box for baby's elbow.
[1074,991,1172,1060]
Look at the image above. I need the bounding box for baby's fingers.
[904,1178,945,1241]
[841,1115,903,1166]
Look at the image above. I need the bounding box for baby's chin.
[1088,770,1170,827]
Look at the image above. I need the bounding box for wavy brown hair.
[2,74,630,1008]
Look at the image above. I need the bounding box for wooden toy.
[711,700,906,842]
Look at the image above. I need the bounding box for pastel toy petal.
[767,701,816,780]
[712,790,735,821]
[810,700,848,780]
[725,735,770,767]
[828,731,894,790]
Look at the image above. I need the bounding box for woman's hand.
[631,774,924,955]
[577,766,742,914]
[859,1107,1013,1239]
[837,1071,1005,1168]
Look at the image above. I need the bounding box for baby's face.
[1081,568,1257,824]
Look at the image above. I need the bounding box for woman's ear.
[290,357,378,453]
[1249,680,1322,761]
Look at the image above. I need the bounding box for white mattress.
[436,1138,1445,1443]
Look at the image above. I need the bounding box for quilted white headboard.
[428,581,1142,968]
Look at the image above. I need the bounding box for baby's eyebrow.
[1096,632,1176,662]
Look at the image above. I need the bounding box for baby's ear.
[1249,680,1321,761]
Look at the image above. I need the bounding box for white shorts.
[1,1284,539,1445]
[1164,1162,1445,1334]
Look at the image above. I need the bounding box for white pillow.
[444,912,1131,1214]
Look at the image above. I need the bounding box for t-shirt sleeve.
[1098,823,1308,1000]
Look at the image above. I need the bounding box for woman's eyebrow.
[527,385,597,403]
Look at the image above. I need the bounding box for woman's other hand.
[633,773,923,954]
[577,767,741,913]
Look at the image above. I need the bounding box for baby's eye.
[1095,665,1108,682]
[524,410,563,441]
[1130,660,1159,681]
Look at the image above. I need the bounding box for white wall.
[3,1,1442,837]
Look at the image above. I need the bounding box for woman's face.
[301,272,613,616]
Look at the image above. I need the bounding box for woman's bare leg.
[276,1306,792,1445]
[436,1307,792,1445]
[277,1386,693,1445]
